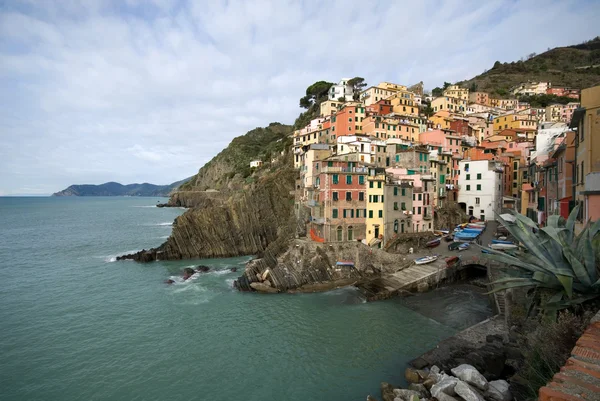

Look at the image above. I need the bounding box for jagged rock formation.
[118,163,297,261]
[234,238,412,293]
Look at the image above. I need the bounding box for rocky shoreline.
[368,315,522,401]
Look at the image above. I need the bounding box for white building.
[457,160,503,221]
[511,82,550,97]
[335,136,375,163]
[328,78,354,102]
[250,160,264,168]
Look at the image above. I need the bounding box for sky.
[1,0,599,195]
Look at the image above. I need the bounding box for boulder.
[430,365,440,375]
[249,282,279,293]
[196,265,210,272]
[405,367,422,384]
[381,382,395,401]
[392,389,421,401]
[263,280,272,287]
[450,364,488,390]
[407,383,428,398]
[430,375,459,397]
[434,393,460,401]
[230,267,238,272]
[485,380,512,401]
[454,381,485,401]
[183,267,196,280]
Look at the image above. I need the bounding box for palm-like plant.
[484,205,600,310]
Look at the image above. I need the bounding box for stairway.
[495,291,506,316]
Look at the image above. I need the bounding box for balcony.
[311,217,326,224]
[423,214,432,220]
[322,166,369,174]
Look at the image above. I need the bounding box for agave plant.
[484,205,600,310]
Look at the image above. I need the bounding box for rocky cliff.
[118,159,297,261]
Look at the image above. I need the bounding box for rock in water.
[407,383,428,398]
[405,367,422,384]
[367,396,379,401]
[430,375,459,397]
[249,282,279,293]
[485,380,512,401]
[392,389,421,401]
[454,381,485,401]
[380,382,395,401]
[450,364,488,390]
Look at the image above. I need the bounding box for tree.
[432,87,443,97]
[486,205,600,311]
[299,81,333,109]
[347,77,368,101]
[443,81,451,90]
[423,104,434,118]
[470,82,478,92]
[493,61,502,69]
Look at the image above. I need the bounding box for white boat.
[489,243,518,250]
[415,255,438,265]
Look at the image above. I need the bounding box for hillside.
[178,122,292,192]
[52,178,189,197]
[458,37,600,97]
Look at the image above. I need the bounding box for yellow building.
[432,96,467,113]
[366,173,386,246]
[430,110,453,130]
[443,85,469,100]
[320,100,342,116]
[570,84,600,223]
[389,89,418,116]
[493,113,537,133]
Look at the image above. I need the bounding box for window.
[466,174,470,180]
[333,192,338,201]
[394,202,398,210]
[477,173,482,180]
[417,206,421,215]
[373,195,379,203]
[377,182,382,188]
[359,176,365,185]
[346,192,352,201]
[346,175,352,185]
[477,184,481,191]
[413,194,415,201]
[337,226,343,241]
[333,174,339,184]
[369,181,373,188]
[401,188,406,196]
[475,197,481,205]
[513,172,517,180]
[347,226,353,241]
[465,163,469,171]
[393,187,398,196]
[368,210,373,218]
[332,209,338,218]
[378,210,383,218]
[359,192,364,201]
[418,194,422,201]
[513,182,517,188]
[581,161,584,183]
[343,209,347,218]
[466,185,471,190]
[394,219,399,234]
[513,161,518,169]
[401,202,406,210]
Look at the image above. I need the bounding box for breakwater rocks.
[233,238,413,293]
[118,167,297,262]
[374,363,512,401]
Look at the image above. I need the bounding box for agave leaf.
[547,291,564,304]
[580,229,597,283]
[511,211,539,229]
[510,219,556,270]
[547,215,562,229]
[540,226,566,246]
[565,204,580,244]
[532,271,562,288]
[590,218,600,240]
[555,274,573,298]
[538,234,575,278]
[490,277,534,285]
[476,244,550,273]
[563,245,592,287]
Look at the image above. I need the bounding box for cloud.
[0,0,599,194]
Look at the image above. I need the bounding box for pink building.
[386,168,435,232]
[419,129,463,200]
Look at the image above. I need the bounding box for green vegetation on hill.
[458,37,600,97]
[178,122,292,191]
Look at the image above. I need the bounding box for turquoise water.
[0,197,491,401]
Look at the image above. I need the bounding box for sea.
[0,197,492,401]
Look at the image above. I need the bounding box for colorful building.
[443,85,469,101]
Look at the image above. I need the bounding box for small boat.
[454,232,479,240]
[481,248,493,254]
[497,236,508,240]
[458,243,470,251]
[462,228,484,233]
[336,260,355,267]
[489,243,518,250]
[448,241,462,251]
[426,238,441,248]
[444,235,454,242]
[415,255,438,265]
[445,256,460,267]
[434,230,449,236]
[491,239,515,245]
